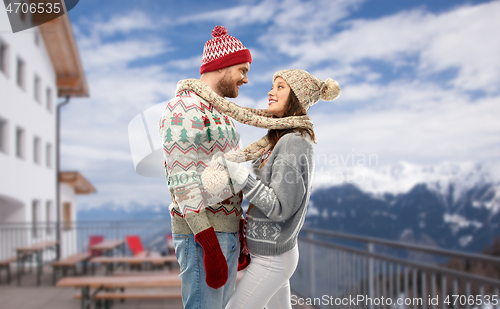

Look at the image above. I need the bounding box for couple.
[159,26,340,309]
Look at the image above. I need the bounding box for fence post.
[368,242,375,309]
[308,232,315,299]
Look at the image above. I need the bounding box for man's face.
[216,63,250,98]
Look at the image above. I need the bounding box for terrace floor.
[0,264,313,309]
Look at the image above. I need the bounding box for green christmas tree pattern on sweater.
[194,132,202,146]
[204,128,213,143]
[164,127,173,143]
[179,128,189,143]
[161,103,240,144]
[217,127,225,139]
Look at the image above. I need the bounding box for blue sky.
[60,0,500,210]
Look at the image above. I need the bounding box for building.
[59,171,96,257]
[0,10,88,258]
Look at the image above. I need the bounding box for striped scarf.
[175,79,314,162]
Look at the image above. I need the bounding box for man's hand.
[194,227,228,289]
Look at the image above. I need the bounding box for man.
[159,25,251,309]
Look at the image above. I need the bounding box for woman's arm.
[242,157,308,222]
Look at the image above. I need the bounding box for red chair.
[88,235,104,257]
[166,234,175,255]
[126,235,145,256]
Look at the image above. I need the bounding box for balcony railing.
[2,221,499,309]
[291,228,500,309]
[0,221,172,262]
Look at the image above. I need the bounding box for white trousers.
[225,245,299,309]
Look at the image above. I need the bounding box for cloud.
[177,0,280,27]
[181,0,363,34]
[261,1,500,94]
[76,10,158,38]
[309,92,500,167]
[165,55,202,71]
[80,40,168,71]
[417,2,500,93]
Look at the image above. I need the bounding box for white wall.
[60,183,77,258]
[0,9,57,228]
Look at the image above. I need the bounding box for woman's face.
[267,77,290,118]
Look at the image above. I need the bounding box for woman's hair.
[259,88,316,170]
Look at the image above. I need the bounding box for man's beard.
[216,74,239,98]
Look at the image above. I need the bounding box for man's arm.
[160,95,213,233]
[160,96,228,289]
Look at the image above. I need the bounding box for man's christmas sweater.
[159,88,244,235]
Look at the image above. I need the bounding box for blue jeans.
[173,231,239,309]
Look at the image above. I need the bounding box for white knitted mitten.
[217,157,249,186]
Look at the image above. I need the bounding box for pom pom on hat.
[212,25,228,37]
[321,79,341,101]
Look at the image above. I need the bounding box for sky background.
[59,0,500,211]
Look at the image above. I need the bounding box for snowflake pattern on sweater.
[160,89,244,235]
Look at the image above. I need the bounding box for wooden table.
[91,253,177,275]
[90,239,126,257]
[57,273,182,309]
[15,240,59,286]
[51,252,92,284]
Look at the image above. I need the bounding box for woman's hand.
[217,156,250,186]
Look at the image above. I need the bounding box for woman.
[214,69,340,309]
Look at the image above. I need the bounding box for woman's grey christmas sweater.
[242,131,315,256]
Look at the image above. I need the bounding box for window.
[33,136,41,164]
[46,201,52,234]
[15,127,24,159]
[34,74,41,103]
[0,118,7,153]
[32,200,40,238]
[0,40,8,76]
[63,202,72,230]
[46,88,52,112]
[16,58,25,89]
[45,143,52,168]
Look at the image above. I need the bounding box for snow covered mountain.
[306,160,500,253]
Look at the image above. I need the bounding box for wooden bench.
[59,271,244,309]
[91,254,177,275]
[52,253,91,285]
[74,290,182,300]
[112,270,180,277]
[0,257,16,284]
[74,290,182,308]
[16,240,59,286]
[58,273,182,309]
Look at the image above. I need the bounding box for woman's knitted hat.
[273,69,341,113]
[200,26,252,74]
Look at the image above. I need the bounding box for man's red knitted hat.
[200,26,252,74]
